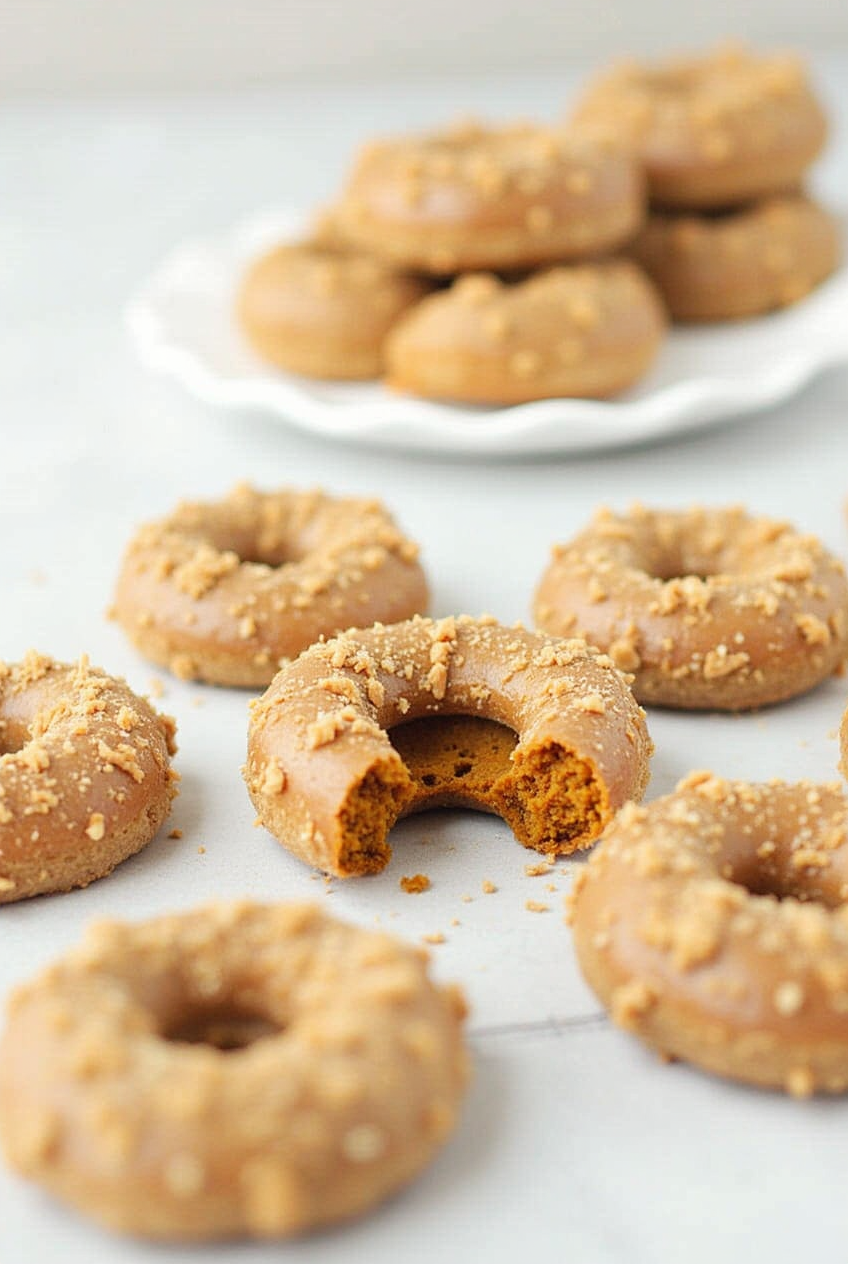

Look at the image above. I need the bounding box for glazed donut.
[0,900,469,1239]
[0,652,177,903]
[571,44,828,209]
[335,119,645,274]
[385,262,666,405]
[534,505,848,710]
[570,773,848,1096]
[236,242,433,379]
[245,614,652,876]
[631,194,841,321]
[113,485,429,688]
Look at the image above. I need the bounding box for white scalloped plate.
[126,206,848,457]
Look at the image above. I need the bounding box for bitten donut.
[631,195,841,321]
[245,614,652,876]
[534,505,848,710]
[385,262,665,404]
[335,119,645,274]
[570,773,848,1096]
[236,242,433,379]
[571,44,828,209]
[0,652,177,903]
[0,901,469,1239]
[113,485,429,688]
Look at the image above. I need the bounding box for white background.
[2,14,848,1264]
[2,0,848,93]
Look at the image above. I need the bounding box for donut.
[571,44,828,209]
[245,614,652,876]
[112,485,429,688]
[0,652,177,903]
[840,703,848,783]
[534,505,848,710]
[236,242,433,379]
[384,262,666,405]
[569,773,848,1096]
[631,194,841,321]
[0,900,469,1239]
[334,119,645,274]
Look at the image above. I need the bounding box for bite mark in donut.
[245,615,652,876]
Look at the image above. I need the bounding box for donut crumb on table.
[399,873,431,893]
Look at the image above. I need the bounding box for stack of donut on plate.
[236,43,841,404]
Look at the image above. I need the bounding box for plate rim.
[125,205,848,457]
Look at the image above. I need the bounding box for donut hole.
[0,716,31,756]
[390,716,518,812]
[163,1003,281,1052]
[201,528,305,570]
[650,556,715,583]
[389,717,606,854]
[721,851,845,910]
[636,516,772,583]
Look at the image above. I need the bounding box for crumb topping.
[573,775,848,1093]
[536,504,848,708]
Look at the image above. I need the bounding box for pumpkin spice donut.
[236,241,433,379]
[0,651,177,903]
[570,773,848,1096]
[334,119,645,275]
[0,900,469,1239]
[534,505,848,710]
[571,44,828,209]
[113,485,429,688]
[245,614,652,876]
[385,262,666,405]
[631,194,841,322]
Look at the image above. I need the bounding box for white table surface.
[3,58,848,1264]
